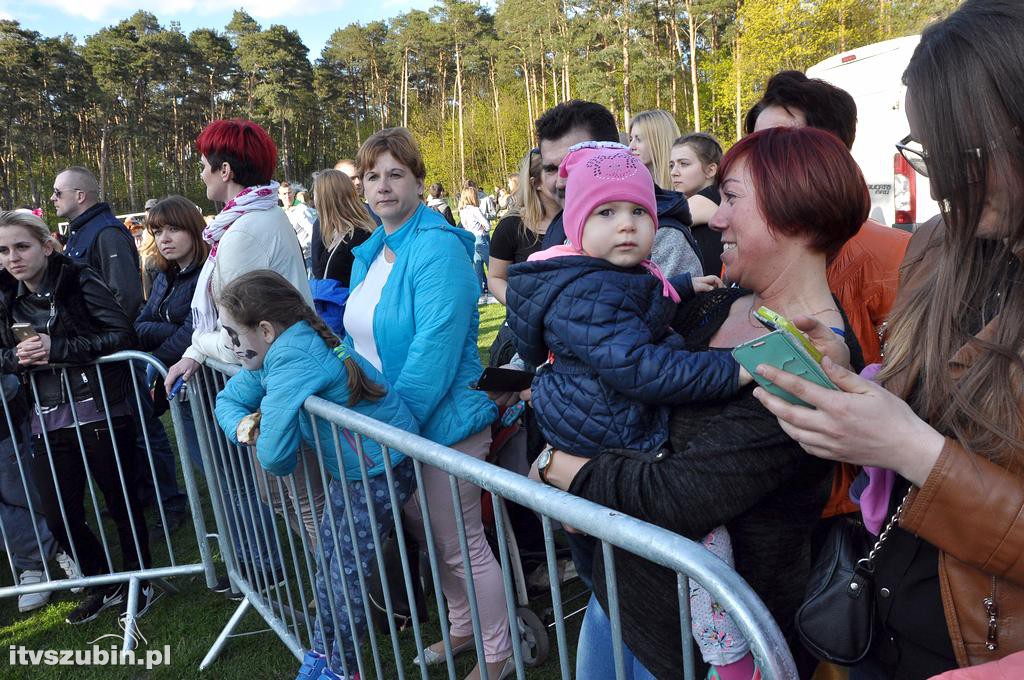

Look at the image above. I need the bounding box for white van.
[807,35,940,231]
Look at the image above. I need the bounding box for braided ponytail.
[303,308,341,350]
[301,307,386,406]
[218,270,387,406]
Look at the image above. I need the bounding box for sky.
[0,0,457,59]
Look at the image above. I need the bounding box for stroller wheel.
[516,606,549,667]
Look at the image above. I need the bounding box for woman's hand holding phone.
[16,334,51,366]
[753,356,945,487]
[790,315,851,369]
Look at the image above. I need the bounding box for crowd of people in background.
[1,2,1023,679]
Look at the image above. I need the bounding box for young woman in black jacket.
[0,210,152,626]
[134,197,208,470]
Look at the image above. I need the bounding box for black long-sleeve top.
[569,287,864,679]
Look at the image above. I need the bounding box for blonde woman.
[628,110,703,277]
[310,169,376,286]
[458,187,492,297]
[628,109,681,189]
[487,149,559,306]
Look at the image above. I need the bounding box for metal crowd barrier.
[193,358,798,679]
[0,351,216,649]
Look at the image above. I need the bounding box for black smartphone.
[470,367,535,392]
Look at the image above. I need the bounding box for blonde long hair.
[458,187,478,210]
[629,109,681,189]
[313,170,375,249]
[517,149,550,243]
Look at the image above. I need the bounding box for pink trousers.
[404,428,513,662]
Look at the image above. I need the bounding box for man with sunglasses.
[52,166,142,319]
[51,167,181,531]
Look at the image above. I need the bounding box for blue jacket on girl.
[506,256,739,459]
[349,203,496,446]
[215,320,418,480]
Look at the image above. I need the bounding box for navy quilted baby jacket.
[506,256,740,458]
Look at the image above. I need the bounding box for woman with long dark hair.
[758,1,1024,675]
[135,196,209,471]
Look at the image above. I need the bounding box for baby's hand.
[692,275,724,293]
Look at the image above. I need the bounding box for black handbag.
[795,489,911,665]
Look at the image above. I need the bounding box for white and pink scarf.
[191,181,280,333]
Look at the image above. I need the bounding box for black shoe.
[120,583,159,620]
[153,509,187,533]
[66,584,125,625]
[212,575,243,601]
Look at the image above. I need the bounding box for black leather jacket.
[0,254,137,409]
[65,202,144,319]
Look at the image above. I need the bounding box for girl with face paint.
[213,270,419,680]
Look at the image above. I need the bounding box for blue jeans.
[312,458,417,673]
[136,366,186,515]
[567,531,596,590]
[576,594,657,680]
[473,234,490,293]
[0,420,55,571]
[178,390,281,573]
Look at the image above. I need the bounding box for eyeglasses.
[896,128,1020,179]
[895,135,931,177]
[51,188,82,199]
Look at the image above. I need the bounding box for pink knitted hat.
[560,144,659,253]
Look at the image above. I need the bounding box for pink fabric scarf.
[191,181,280,333]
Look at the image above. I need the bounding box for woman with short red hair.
[166,118,312,376]
[537,126,869,678]
[163,119,322,573]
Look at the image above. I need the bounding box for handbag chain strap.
[865,487,913,565]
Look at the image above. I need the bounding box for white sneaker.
[56,551,83,593]
[18,570,50,613]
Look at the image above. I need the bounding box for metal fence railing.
[0,351,216,651]
[192,358,799,680]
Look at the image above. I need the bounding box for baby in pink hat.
[505,143,759,680]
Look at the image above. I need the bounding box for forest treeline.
[0,0,958,217]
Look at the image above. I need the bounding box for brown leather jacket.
[887,218,1024,667]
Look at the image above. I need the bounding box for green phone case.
[731,329,837,408]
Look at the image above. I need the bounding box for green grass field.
[0,302,588,679]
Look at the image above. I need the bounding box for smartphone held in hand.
[11,323,38,343]
[733,308,837,407]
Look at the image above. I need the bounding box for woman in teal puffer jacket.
[214,270,419,679]
[344,128,510,680]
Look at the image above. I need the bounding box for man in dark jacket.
[52,167,184,527]
[51,166,143,318]
[536,102,702,275]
